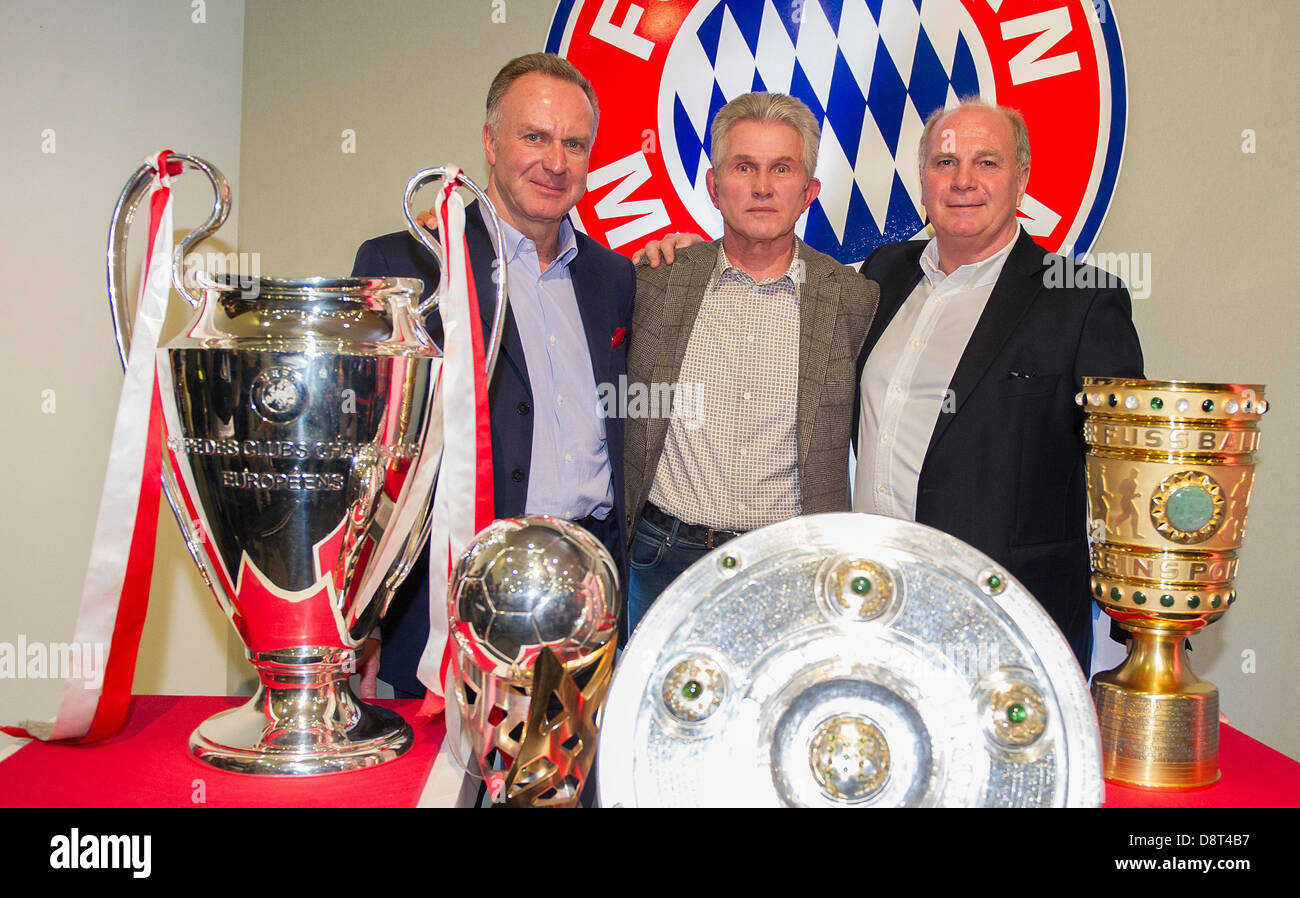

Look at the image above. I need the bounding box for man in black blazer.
[855,100,1143,671]
[351,54,634,697]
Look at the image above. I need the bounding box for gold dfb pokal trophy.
[1080,377,1268,788]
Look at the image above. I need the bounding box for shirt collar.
[499,216,579,271]
[920,225,1019,288]
[709,240,803,292]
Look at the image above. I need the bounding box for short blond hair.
[710,92,820,180]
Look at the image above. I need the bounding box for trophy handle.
[402,168,509,381]
[365,499,437,636]
[104,153,234,619]
[105,152,231,366]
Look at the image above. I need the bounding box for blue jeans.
[626,514,711,636]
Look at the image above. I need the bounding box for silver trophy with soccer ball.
[448,516,619,806]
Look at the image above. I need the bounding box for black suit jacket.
[858,230,1143,668]
[351,203,635,694]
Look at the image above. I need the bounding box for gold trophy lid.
[1076,377,1268,420]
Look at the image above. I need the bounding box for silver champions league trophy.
[106,154,507,774]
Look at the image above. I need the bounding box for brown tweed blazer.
[623,238,878,538]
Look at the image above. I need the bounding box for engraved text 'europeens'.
[220,470,346,491]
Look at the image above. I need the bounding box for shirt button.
[565,453,573,463]
[747,335,754,344]
[877,485,886,494]
[556,393,564,405]
[549,335,557,345]
[511,469,525,483]
[912,340,920,348]
[880,434,888,443]
[743,392,752,401]
[516,401,531,416]
[739,448,747,457]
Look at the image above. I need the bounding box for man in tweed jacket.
[622,92,877,634]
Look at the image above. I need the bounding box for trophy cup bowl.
[1080,377,1268,788]
[158,273,439,774]
[106,155,509,774]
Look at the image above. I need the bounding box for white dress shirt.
[854,229,1019,520]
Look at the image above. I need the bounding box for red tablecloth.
[2,695,1295,806]
[0,695,445,807]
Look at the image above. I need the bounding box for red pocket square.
[611,326,626,349]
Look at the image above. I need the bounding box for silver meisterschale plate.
[598,513,1102,807]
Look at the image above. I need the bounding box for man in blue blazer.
[351,54,634,697]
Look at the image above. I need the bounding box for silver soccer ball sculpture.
[450,516,618,682]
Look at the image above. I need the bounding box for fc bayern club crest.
[547,0,1126,262]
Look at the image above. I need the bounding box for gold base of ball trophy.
[1080,378,1268,788]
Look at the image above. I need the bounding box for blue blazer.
[351,202,634,694]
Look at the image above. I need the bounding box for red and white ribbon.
[415,169,496,714]
[3,151,178,743]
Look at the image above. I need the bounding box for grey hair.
[485,53,600,134]
[917,97,1031,173]
[709,91,821,181]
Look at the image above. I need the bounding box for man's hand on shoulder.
[357,637,380,700]
[632,232,705,267]
[413,206,438,232]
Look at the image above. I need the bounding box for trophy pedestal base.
[188,647,414,776]
[1091,677,1220,789]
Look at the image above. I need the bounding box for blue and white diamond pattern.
[661,0,987,263]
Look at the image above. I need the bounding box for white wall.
[0,0,245,726]
[1092,2,1298,759]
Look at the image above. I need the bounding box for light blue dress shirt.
[499,218,614,521]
